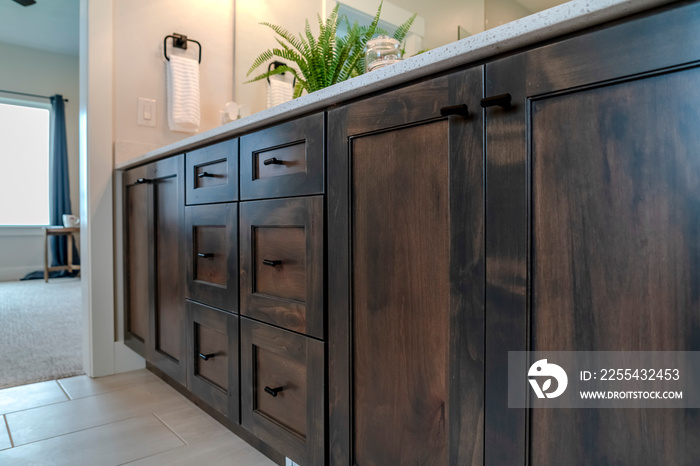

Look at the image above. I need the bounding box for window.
[0,100,51,226]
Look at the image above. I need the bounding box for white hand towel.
[166,55,200,133]
[266,75,294,109]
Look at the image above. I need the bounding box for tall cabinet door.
[147,155,187,384]
[484,3,700,465]
[123,164,152,357]
[328,67,485,465]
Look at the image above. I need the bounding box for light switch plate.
[138,97,156,127]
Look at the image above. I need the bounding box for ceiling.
[0,0,79,56]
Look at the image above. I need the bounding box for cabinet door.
[484,3,700,465]
[328,67,485,465]
[123,164,151,357]
[147,155,187,385]
[185,203,238,313]
[185,139,238,205]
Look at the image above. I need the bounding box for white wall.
[113,0,234,166]
[0,41,79,282]
[235,0,320,116]
[485,0,533,29]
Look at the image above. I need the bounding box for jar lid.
[366,34,400,49]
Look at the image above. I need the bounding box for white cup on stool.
[62,214,80,228]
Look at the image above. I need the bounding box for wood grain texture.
[328,66,485,466]
[147,155,187,385]
[186,300,239,421]
[123,164,150,357]
[185,203,239,313]
[240,317,325,465]
[529,65,700,466]
[239,197,324,338]
[352,121,450,466]
[240,113,324,200]
[185,139,238,205]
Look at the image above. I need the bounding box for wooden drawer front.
[186,203,238,313]
[186,300,239,420]
[240,113,323,200]
[240,196,323,338]
[241,318,324,465]
[186,139,238,204]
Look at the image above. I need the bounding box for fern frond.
[246,49,274,76]
[393,13,416,44]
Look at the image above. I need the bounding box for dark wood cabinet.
[328,67,485,466]
[240,317,325,466]
[185,139,238,205]
[484,3,700,465]
[239,113,324,200]
[122,155,187,385]
[239,196,324,339]
[185,203,238,313]
[186,300,239,420]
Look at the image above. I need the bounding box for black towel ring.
[267,60,297,88]
[164,33,202,64]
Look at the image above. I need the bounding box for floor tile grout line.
[3,414,14,448]
[152,412,190,446]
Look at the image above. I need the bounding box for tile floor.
[0,369,277,465]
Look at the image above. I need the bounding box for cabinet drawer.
[186,139,238,205]
[185,203,238,313]
[186,300,239,420]
[240,318,324,465]
[240,113,323,200]
[240,196,323,338]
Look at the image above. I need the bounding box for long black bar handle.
[197,171,214,178]
[440,104,469,117]
[264,386,284,397]
[262,259,282,267]
[480,93,512,109]
[197,253,213,258]
[198,353,216,361]
[135,178,154,185]
[263,157,284,166]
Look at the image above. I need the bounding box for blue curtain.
[49,95,79,268]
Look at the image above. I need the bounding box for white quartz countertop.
[117,0,674,170]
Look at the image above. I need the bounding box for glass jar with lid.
[365,35,402,72]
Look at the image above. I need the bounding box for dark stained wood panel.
[254,227,306,302]
[185,139,238,205]
[529,67,700,466]
[255,143,306,179]
[196,323,228,390]
[352,121,450,466]
[194,226,227,286]
[125,179,149,344]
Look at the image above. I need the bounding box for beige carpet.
[0,277,83,389]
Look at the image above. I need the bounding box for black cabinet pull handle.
[262,259,282,267]
[135,178,154,184]
[197,171,215,178]
[481,93,512,109]
[264,386,284,397]
[440,104,469,117]
[197,253,213,258]
[198,353,216,361]
[263,157,284,166]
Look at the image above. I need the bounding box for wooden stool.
[44,226,81,282]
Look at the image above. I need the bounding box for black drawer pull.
[480,93,512,109]
[263,157,284,166]
[262,259,282,267]
[440,104,469,117]
[264,386,284,397]
[197,253,213,258]
[197,171,215,178]
[198,352,216,361]
[135,178,154,184]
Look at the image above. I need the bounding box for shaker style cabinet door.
[328,67,485,465]
[484,3,700,465]
[123,164,151,358]
[185,139,238,205]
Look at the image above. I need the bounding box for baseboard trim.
[0,265,44,282]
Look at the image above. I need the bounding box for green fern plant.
[246,2,416,99]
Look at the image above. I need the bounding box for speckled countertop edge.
[116,0,675,170]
